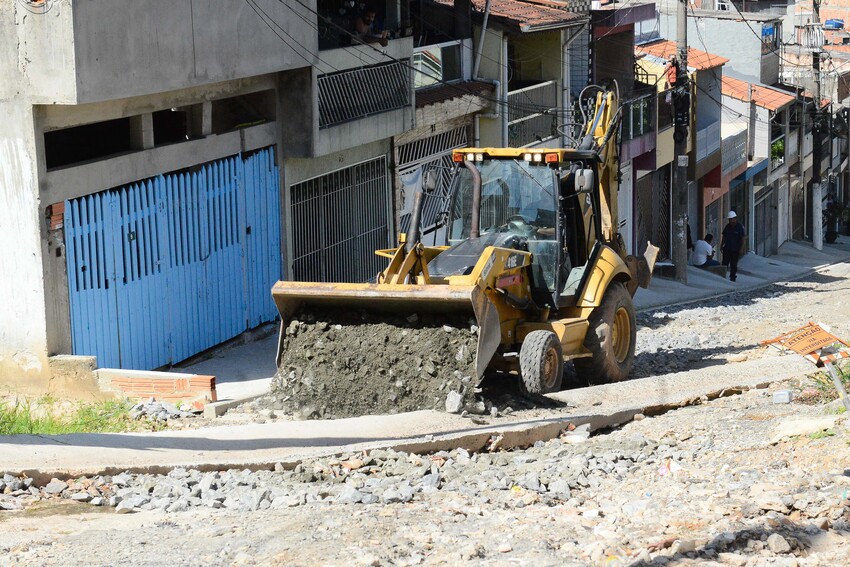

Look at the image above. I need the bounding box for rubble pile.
[270,310,481,419]
[129,399,201,422]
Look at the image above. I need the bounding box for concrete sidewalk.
[4,238,845,479]
[634,238,850,310]
[0,354,813,479]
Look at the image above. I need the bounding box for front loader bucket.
[271,281,501,381]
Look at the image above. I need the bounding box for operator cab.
[428,150,602,310]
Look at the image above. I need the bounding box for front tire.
[574,282,636,384]
[519,331,564,394]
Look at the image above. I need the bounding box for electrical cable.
[273,0,666,143]
[244,0,325,67]
[282,0,584,117]
[726,0,814,69]
[15,0,54,14]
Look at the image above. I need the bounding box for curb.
[203,392,268,419]
[14,379,774,484]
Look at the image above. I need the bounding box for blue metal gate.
[65,148,281,369]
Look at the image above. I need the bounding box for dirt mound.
[270,310,481,419]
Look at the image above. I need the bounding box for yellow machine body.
[273,91,659,387]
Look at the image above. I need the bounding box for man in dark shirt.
[721,210,746,282]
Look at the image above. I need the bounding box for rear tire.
[519,331,564,394]
[574,282,636,384]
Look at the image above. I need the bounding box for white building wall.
[660,13,768,84]
[473,27,505,146]
[754,107,770,159]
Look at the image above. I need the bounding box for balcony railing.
[413,40,465,89]
[771,135,786,169]
[696,121,721,162]
[722,129,747,174]
[623,92,656,141]
[317,61,411,128]
[507,81,559,147]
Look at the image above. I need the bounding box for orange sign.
[762,322,848,356]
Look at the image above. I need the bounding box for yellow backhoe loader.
[272,88,658,399]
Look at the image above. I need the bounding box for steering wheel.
[506,214,534,226]
[504,214,536,236]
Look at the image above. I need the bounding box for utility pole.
[812,0,825,250]
[672,0,690,283]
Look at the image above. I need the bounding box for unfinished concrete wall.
[0,100,50,384]
[63,0,314,103]
[1,0,78,103]
[511,31,562,84]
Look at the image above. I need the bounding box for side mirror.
[575,169,595,193]
[423,170,438,193]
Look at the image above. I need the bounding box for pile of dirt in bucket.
[270,310,481,419]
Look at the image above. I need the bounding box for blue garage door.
[64,148,281,369]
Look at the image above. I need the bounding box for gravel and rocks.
[632,271,850,380]
[271,310,480,418]
[3,260,850,565]
[129,398,201,422]
[2,380,849,565]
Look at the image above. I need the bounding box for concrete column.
[0,100,51,383]
[191,101,212,138]
[130,113,155,150]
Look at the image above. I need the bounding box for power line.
[244,0,322,67]
[726,0,816,70]
[259,0,660,146]
[280,0,585,117]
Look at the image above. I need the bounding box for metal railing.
[722,129,747,174]
[413,40,464,89]
[317,61,411,128]
[771,135,786,169]
[507,81,559,147]
[696,121,721,162]
[623,92,656,141]
[290,157,391,283]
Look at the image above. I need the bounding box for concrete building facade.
[0,0,598,391]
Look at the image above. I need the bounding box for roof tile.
[635,39,728,71]
[430,0,584,32]
[721,76,795,111]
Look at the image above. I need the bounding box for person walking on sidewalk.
[721,211,746,281]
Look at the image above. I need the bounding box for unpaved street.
[1,263,849,567]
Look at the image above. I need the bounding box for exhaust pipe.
[465,160,482,238]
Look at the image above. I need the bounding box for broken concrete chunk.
[445,391,464,414]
